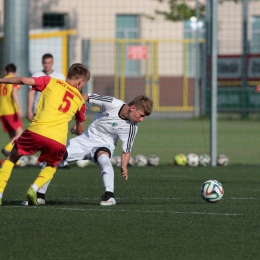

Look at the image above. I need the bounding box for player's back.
[0,74,19,116]
[31,70,66,113]
[28,77,85,145]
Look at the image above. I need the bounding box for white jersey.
[30,70,66,113]
[86,94,138,153]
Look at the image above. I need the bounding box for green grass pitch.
[1,118,260,259]
[0,165,260,259]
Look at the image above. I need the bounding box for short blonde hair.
[128,95,153,116]
[67,63,91,82]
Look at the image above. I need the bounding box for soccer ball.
[135,154,148,167]
[217,154,229,166]
[110,156,121,167]
[147,154,160,166]
[187,153,199,166]
[200,179,224,203]
[76,159,90,168]
[16,156,29,167]
[27,155,38,166]
[128,156,136,166]
[199,154,211,166]
[174,154,187,166]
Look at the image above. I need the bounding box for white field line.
[54,208,244,216]
[3,205,244,216]
[52,197,260,200]
[10,197,259,201]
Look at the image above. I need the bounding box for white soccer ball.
[199,154,211,166]
[135,154,148,167]
[147,154,160,166]
[110,156,121,167]
[200,179,224,203]
[27,155,38,166]
[128,156,136,166]
[17,156,29,167]
[76,159,90,168]
[217,154,229,166]
[187,153,199,167]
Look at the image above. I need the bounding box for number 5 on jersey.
[58,91,74,113]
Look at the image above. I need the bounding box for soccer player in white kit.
[23,93,153,206]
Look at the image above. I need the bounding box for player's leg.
[36,135,90,197]
[27,164,57,205]
[9,126,23,143]
[1,114,23,157]
[24,133,66,205]
[36,151,68,198]
[26,135,91,205]
[33,151,68,203]
[95,148,116,206]
[0,146,22,205]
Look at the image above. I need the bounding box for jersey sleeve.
[75,103,86,122]
[119,124,138,153]
[31,76,51,92]
[88,94,114,109]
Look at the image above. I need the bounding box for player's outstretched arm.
[121,152,131,181]
[255,85,260,93]
[0,76,35,86]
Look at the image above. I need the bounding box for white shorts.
[61,132,115,166]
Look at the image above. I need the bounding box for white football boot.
[100,192,116,206]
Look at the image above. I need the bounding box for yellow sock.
[4,142,13,153]
[33,166,56,189]
[0,160,15,194]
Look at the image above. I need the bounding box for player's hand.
[121,166,128,181]
[27,111,34,121]
[70,125,77,134]
[255,85,260,93]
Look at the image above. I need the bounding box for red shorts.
[0,114,23,132]
[14,130,66,167]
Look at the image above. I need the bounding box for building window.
[116,15,140,76]
[42,13,68,29]
[251,16,260,53]
[184,18,205,77]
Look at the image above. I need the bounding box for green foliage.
[154,0,241,22]
[155,0,205,21]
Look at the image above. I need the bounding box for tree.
[154,0,240,21]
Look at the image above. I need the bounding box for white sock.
[31,184,39,192]
[97,154,114,193]
[37,181,51,194]
[0,193,2,199]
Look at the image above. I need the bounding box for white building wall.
[0,0,260,75]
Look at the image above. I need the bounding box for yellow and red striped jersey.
[28,76,86,145]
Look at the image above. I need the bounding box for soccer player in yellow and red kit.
[0,63,90,206]
[0,63,23,157]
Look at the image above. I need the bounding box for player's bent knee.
[94,147,111,162]
[97,153,112,170]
